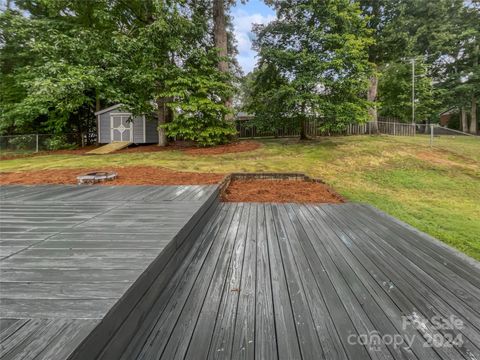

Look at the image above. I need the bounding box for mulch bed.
[182,141,261,155]
[1,141,261,160]
[0,166,223,185]
[117,140,261,155]
[222,179,345,203]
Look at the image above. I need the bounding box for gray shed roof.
[94,104,124,116]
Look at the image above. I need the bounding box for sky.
[231,0,275,74]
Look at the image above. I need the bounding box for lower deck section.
[0,185,218,359]
[121,203,480,360]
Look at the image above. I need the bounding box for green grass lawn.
[1,135,479,261]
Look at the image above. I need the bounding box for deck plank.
[264,204,302,360]
[254,204,278,360]
[183,204,241,360]
[231,204,257,360]
[271,205,324,359]
[206,204,250,359]
[160,203,239,359]
[322,204,480,360]
[117,205,228,359]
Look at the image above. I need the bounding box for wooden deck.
[119,203,480,360]
[0,185,219,360]
[2,186,480,359]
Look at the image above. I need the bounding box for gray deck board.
[0,184,218,360]
[126,203,480,360]
[320,205,480,359]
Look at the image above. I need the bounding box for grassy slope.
[2,135,479,260]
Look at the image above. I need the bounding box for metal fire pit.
[77,171,117,185]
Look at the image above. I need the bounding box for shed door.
[110,114,133,142]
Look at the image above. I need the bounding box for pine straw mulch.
[1,141,262,160]
[117,140,261,155]
[0,166,223,185]
[221,179,345,204]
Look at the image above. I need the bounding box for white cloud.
[232,9,275,74]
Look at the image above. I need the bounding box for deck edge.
[360,203,480,271]
[66,186,220,360]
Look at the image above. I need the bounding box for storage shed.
[95,104,159,144]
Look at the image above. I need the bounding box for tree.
[400,0,479,133]
[358,0,409,125]
[250,0,372,138]
[213,0,229,74]
[0,0,235,145]
[162,49,236,145]
[378,59,442,123]
[243,63,296,134]
[0,0,114,135]
[213,0,240,116]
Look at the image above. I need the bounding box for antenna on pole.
[412,58,415,125]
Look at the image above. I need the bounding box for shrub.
[43,134,76,151]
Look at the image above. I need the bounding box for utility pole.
[412,58,415,124]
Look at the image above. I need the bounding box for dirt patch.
[222,179,345,203]
[182,141,261,155]
[416,151,477,170]
[0,167,223,185]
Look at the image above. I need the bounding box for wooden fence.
[236,119,417,138]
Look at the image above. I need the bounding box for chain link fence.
[0,132,97,155]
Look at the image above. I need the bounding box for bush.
[164,114,236,147]
[43,135,76,151]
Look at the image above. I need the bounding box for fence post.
[35,134,39,153]
[393,122,396,136]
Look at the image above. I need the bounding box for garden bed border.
[219,172,347,203]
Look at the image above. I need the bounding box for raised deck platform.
[2,187,480,359]
[120,203,480,360]
[0,185,219,359]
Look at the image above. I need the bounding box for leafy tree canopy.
[249,0,373,136]
[0,0,235,145]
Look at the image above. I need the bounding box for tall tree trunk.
[95,90,101,113]
[213,0,228,73]
[213,0,232,118]
[300,120,307,140]
[156,98,167,147]
[470,96,477,135]
[461,107,468,133]
[367,70,378,133]
[95,90,101,145]
[471,43,478,135]
[300,102,307,140]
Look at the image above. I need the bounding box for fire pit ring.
[77,171,118,185]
